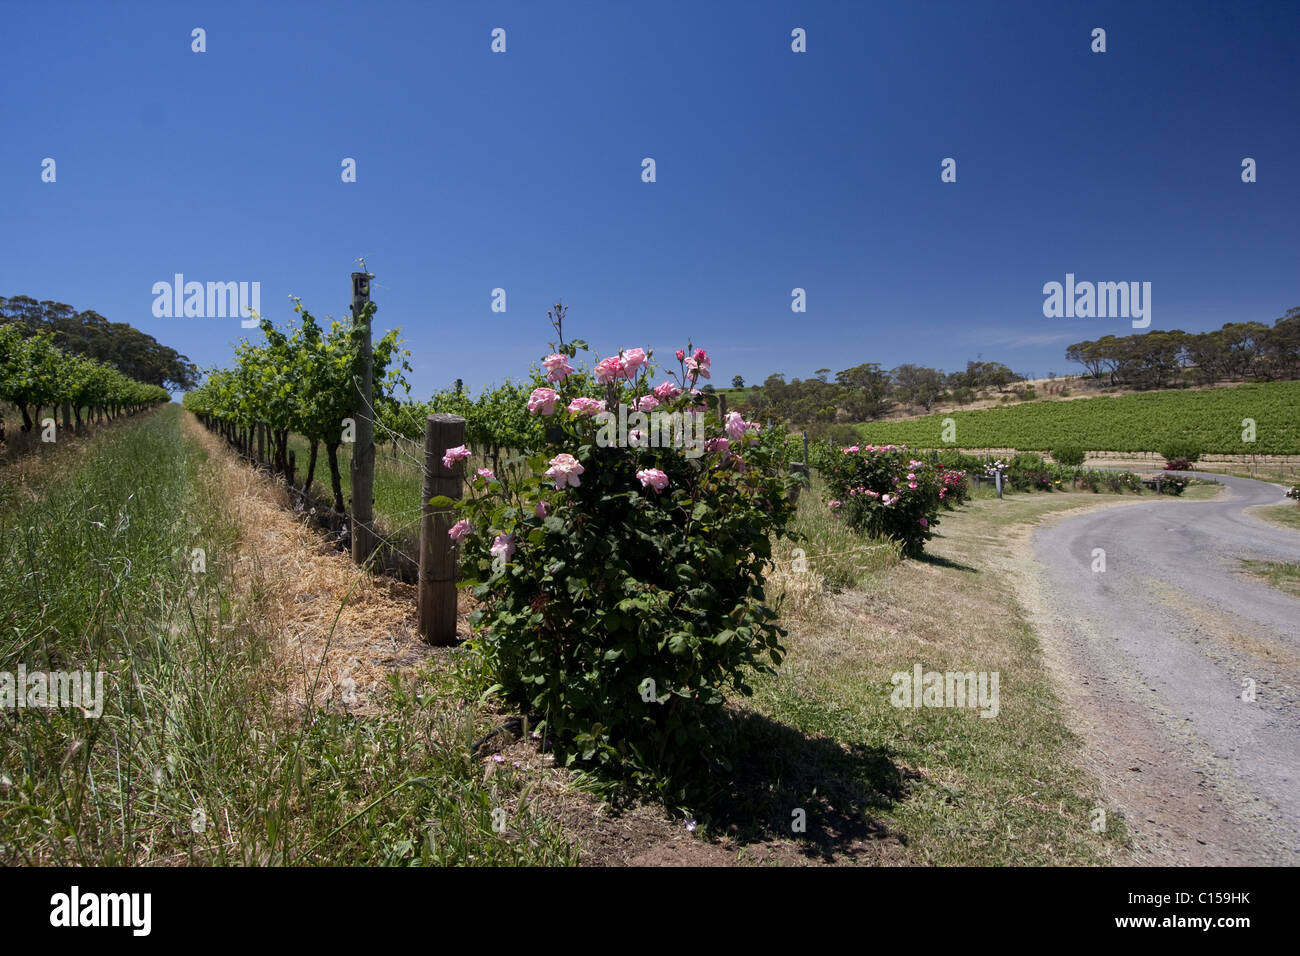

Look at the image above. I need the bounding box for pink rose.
[448,519,472,541]
[527,387,559,416]
[919,518,929,527]
[635,394,660,412]
[652,381,682,401]
[567,396,606,416]
[685,351,711,380]
[535,500,548,519]
[489,534,515,564]
[545,453,585,490]
[636,468,669,493]
[543,353,574,383]
[594,356,625,384]
[725,411,747,442]
[622,348,648,376]
[843,445,859,455]
[442,445,471,469]
[675,349,686,362]
[705,437,730,455]
[477,468,495,480]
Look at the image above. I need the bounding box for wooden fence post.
[350,271,377,565]
[419,413,465,644]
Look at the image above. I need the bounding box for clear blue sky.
[4,0,1297,397]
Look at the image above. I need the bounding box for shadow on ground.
[694,707,915,863]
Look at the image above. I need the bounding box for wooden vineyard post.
[350,270,377,565]
[61,400,71,434]
[718,394,727,420]
[802,430,810,483]
[419,413,465,644]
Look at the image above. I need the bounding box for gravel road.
[1026,474,1300,864]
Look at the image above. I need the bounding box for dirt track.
[1017,475,1300,864]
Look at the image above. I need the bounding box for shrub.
[1158,476,1188,496]
[1051,446,1086,468]
[1163,458,1193,471]
[1159,441,1201,467]
[451,313,797,797]
[1287,486,1300,503]
[813,443,946,557]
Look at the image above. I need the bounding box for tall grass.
[0,407,574,865]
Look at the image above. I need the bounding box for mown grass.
[749,481,1131,864]
[1239,559,1300,598]
[0,406,575,865]
[1252,503,1300,532]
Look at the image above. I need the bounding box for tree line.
[1066,307,1300,388]
[0,323,171,444]
[732,359,1025,427]
[0,294,199,390]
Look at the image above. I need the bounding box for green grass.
[1239,559,1300,597]
[0,406,575,865]
[1252,503,1300,532]
[853,380,1300,454]
[751,487,1133,864]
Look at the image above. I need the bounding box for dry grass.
[183,415,452,717]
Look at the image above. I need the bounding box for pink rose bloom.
[448,519,472,541]
[545,453,584,490]
[567,396,606,416]
[535,500,548,519]
[653,381,682,401]
[489,533,515,564]
[477,468,495,480]
[674,348,686,362]
[543,353,574,383]
[622,348,648,375]
[705,437,730,455]
[907,473,916,481]
[882,494,895,505]
[635,394,660,412]
[527,387,559,416]
[684,352,711,380]
[828,500,841,509]
[919,518,929,527]
[908,482,918,489]
[594,356,625,384]
[843,445,859,454]
[636,468,669,493]
[442,445,471,469]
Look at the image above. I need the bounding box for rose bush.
[445,306,796,796]
[813,443,947,556]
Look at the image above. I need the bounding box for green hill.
[855,381,1300,454]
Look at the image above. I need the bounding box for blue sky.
[3,0,1297,398]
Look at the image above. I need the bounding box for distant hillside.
[853,381,1300,455]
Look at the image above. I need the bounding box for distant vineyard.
[856,381,1300,455]
[0,324,170,438]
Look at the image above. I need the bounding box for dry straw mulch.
[185,415,467,717]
